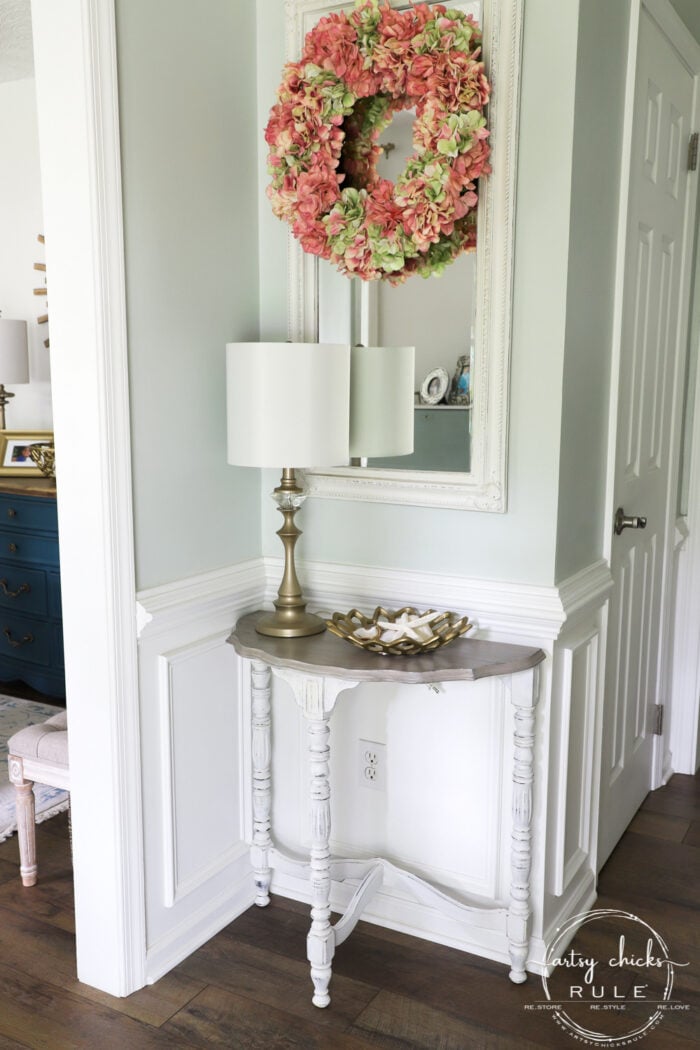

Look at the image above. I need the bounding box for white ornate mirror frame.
[285,0,523,511]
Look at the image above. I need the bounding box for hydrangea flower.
[265,0,490,284]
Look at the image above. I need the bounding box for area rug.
[0,695,69,844]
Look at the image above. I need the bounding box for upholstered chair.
[7,710,69,886]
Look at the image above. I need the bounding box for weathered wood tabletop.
[229,612,546,683]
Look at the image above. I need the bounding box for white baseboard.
[146,855,254,984]
[271,869,516,968]
[271,869,555,976]
[542,867,598,961]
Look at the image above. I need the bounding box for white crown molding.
[145,860,254,985]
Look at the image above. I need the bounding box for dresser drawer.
[0,488,64,696]
[0,563,48,616]
[0,493,58,535]
[47,570,62,619]
[53,623,64,669]
[0,529,59,568]
[0,611,52,667]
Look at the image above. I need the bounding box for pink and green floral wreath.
[265,0,491,284]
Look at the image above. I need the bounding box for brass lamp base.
[256,466,326,639]
[255,608,326,639]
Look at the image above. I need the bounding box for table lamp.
[226,341,350,638]
[349,344,415,463]
[0,318,29,430]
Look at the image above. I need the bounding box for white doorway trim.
[602,0,700,803]
[30,0,145,994]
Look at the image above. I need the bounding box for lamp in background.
[350,344,414,464]
[226,342,350,638]
[0,318,29,430]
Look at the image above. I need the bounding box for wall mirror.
[286,0,523,510]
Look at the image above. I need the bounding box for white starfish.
[375,610,440,643]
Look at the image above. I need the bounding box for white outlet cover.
[358,738,386,791]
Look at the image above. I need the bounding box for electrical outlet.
[358,739,386,791]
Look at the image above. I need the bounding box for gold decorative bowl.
[29,442,56,478]
[326,606,473,657]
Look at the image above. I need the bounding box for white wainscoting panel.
[548,620,603,897]
[159,637,248,908]
[136,560,265,984]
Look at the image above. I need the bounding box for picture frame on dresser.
[0,432,54,476]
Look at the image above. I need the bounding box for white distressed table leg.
[305,684,334,1008]
[274,669,356,1009]
[273,669,360,1009]
[508,667,538,983]
[250,659,272,907]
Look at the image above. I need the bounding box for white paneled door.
[599,3,699,867]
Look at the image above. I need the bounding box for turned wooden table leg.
[306,702,334,1007]
[251,660,272,907]
[272,668,359,1009]
[8,757,38,887]
[508,668,538,983]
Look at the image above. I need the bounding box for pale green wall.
[257,4,289,342]
[669,0,700,43]
[258,0,584,585]
[554,0,630,582]
[116,0,261,589]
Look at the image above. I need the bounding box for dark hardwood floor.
[0,774,697,1048]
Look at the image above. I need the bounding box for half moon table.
[229,611,546,1008]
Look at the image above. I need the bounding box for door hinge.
[653,704,664,736]
[689,132,699,172]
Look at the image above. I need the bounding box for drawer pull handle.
[8,543,17,553]
[0,579,30,599]
[7,509,16,518]
[3,627,34,649]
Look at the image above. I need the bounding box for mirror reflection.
[318,0,481,475]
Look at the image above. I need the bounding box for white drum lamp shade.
[349,344,414,459]
[226,342,350,468]
[0,319,29,384]
[226,341,350,640]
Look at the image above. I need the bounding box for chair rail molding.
[264,556,613,643]
[136,560,267,639]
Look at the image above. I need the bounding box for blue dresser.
[0,480,64,698]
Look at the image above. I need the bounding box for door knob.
[614,507,648,535]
